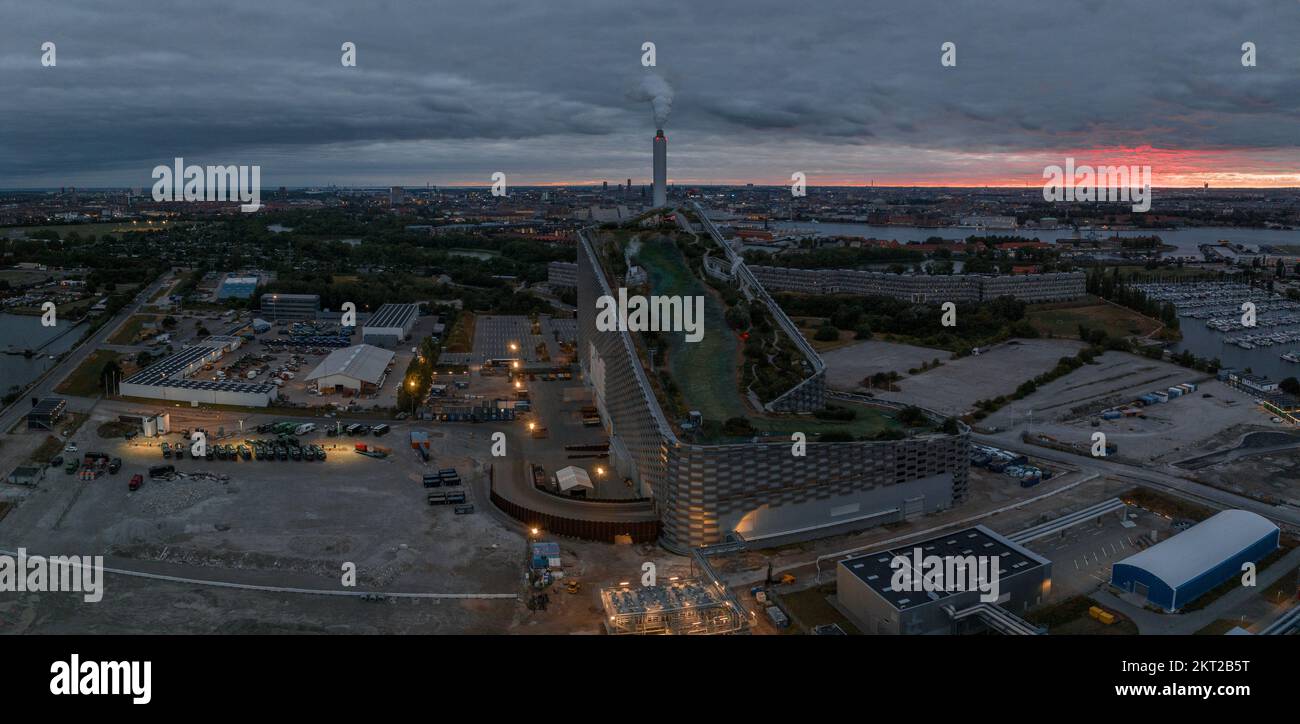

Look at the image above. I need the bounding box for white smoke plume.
[637,72,674,128]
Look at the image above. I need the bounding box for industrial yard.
[0,396,673,634]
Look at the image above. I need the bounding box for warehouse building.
[361,303,419,347]
[547,261,578,289]
[577,217,969,552]
[119,337,277,407]
[748,265,1086,303]
[6,465,45,487]
[306,344,395,394]
[1110,509,1280,612]
[216,276,259,299]
[259,293,320,320]
[26,397,67,431]
[836,526,1051,635]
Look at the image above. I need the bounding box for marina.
[1133,281,1300,381]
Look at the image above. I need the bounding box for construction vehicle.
[565,580,582,595]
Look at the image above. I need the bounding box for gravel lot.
[860,338,1086,415]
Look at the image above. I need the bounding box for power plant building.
[575,205,970,552]
[652,129,667,207]
[836,525,1052,635]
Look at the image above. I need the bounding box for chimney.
[652,129,667,208]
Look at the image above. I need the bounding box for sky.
[2,0,1300,188]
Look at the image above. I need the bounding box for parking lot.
[438,314,574,366]
[1026,507,1173,601]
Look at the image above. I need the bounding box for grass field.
[108,313,160,345]
[793,316,860,352]
[636,238,747,423]
[55,350,124,396]
[752,401,902,437]
[0,269,71,284]
[1027,295,1162,340]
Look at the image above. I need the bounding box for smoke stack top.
[638,73,674,128]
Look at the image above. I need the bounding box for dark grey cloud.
[1,0,1298,186]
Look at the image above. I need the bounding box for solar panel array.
[124,346,212,384]
[138,378,276,394]
[365,303,418,330]
[123,342,273,395]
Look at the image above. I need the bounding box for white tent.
[555,466,594,492]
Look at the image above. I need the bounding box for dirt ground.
[819,339,954,389]
[0,397,685,634]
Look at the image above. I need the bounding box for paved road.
[0,546,517,600]
[973,432,1300,530]
[0,271,172,432]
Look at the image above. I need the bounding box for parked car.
[129,474,144,491]
[108,458,122,474]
